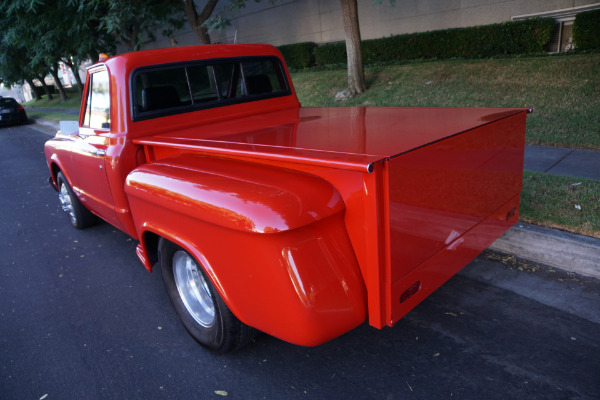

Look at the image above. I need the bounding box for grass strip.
[24,91,82,109]
[27,110,78,123]
[520,171,600,238]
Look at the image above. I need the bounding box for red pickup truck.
[45,44,528,353]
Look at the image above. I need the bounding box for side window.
[82,70,110,129]
[187,65,219,103]
[214,63,245,98]
[241,60,286,95]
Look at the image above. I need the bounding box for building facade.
[145,0,600,51]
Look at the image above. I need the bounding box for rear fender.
[125,155,367,346]
[125,153,345,233]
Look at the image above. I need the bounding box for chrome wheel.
[173,250,215,328]
[160,240,256,353]
[59,182,76,225]
[55,172,96,229]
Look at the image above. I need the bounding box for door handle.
[91,149,106,156]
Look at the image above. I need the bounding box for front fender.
[45,140,72,191]
[125,155,367,346]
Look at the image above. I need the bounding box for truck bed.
[134,106,528,328]
[135,106,525,170]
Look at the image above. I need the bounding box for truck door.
[69,68,120,227]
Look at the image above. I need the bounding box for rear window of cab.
[131,56,291,121]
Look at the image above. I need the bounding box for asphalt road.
[1,123,599,400]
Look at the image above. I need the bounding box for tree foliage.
[0,0,185,99]
[0,0,273,99]
[98,0,184,51]
[181,0,265,45]
[0,0,116,99]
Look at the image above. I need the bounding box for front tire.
[56,172,96,229]
[159,239,256,353]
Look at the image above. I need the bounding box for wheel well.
[51,163,61,181]
[142,231,161,267]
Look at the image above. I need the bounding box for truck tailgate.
[382,110,526,326]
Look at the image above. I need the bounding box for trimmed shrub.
[573,10,600,50]
[277,42,317,69]
[313,42,347,66]
[313,18,555,66]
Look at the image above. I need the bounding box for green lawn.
[23,89,82,122]
[292,53,600,150]
[26,110,78,123]
[521,172,600,238]
[24,89,82,110]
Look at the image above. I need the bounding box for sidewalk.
[29,118,600,278]
[525,146,600,181]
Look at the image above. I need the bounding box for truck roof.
[100,44,285,71]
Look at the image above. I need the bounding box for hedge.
[361,18,556,63]
[573,9,600,50]
[280,17,556,68]
[277,42,316,69]
[313,42,346,66]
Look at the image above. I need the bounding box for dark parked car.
[0,97,28,126]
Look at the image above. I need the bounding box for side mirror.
[59,120,79,136]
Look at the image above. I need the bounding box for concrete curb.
[31,119,59,130]
[489,222,600,279]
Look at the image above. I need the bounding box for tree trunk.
[113,28,138,52]
[183,0,219,45]
[37,75,53,101]
[129,25,140,51]
[339,0,366,97]
[25,78,42,101]
[49,65,68,102]
[64,59,84,96]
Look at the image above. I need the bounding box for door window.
[82,70,111,129]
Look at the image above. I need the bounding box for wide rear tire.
[159,239,256,353]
